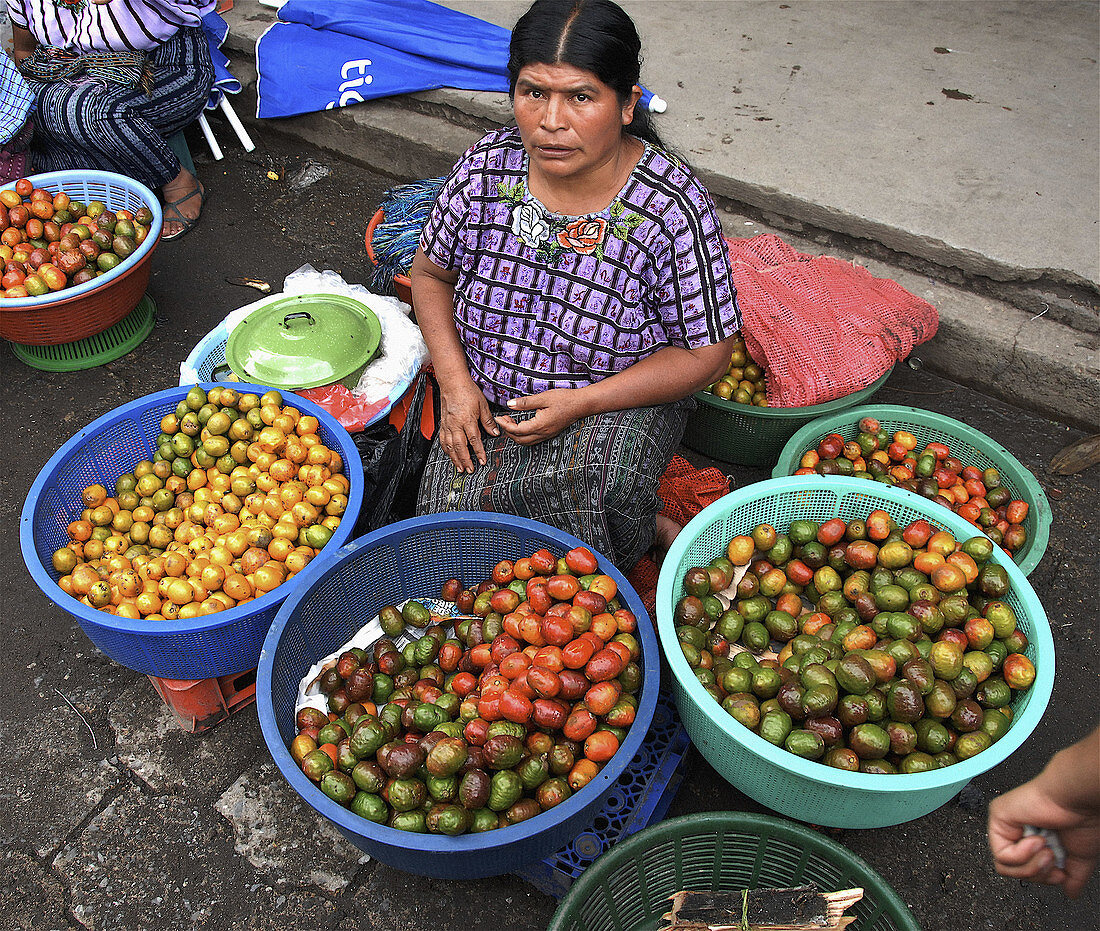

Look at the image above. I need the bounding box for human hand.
[494,389,590,445]
[437,376,498,473]
[988,776,1100,898]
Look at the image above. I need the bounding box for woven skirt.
[416,398,693,573]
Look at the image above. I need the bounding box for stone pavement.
[220,0,1099,429]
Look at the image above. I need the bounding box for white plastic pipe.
[218,97,256,153]
[198,112,224,161]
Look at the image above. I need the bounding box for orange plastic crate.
[147,668,257,733]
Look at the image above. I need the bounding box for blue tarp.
[255,0,659,119]
[202,11,242,109]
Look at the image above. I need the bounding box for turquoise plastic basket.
[655,476,1054,829]
[772,404,1052,576]
[548,812,920,931]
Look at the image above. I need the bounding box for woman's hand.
[494,388,591,445]
[437,374,499,473]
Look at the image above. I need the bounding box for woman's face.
[513,62,640,183]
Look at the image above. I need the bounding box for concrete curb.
[216,18,1099,431]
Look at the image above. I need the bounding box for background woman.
[7,0,215,240]
[412,0,739,572]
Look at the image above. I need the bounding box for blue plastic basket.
[656,476,1054,829]
[257,512,661,880]
[0,170,162,310]
[180,318,415,431]
[20,382,364,679]
[515,688,690,898]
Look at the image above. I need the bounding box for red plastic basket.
[147,669,257,733]
[365,206,413,307]
[0,170,162,346]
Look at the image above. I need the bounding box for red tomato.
[540,612,574,647]
[513,557,535,580]
[499,689,533,724]
[532,698,568,731]
[1006,500,1029,524]
[557,668,590,701]
[463,717,490,745]
[572,589,607,616]
[498,651,531,680]
[561,637,596,669]
[564,546,598,576]
[563,707,598,742]
[532,645,564,671]
[519,613,547,647]
[527,664,562,698]
[489,588,520,615]
[448,671,477,697]
[584,730,620,763]
[547,574,581,602]
[529,548,557,576]
[525,579,553,615]
[588,574,618,602]
[477,696,502,722]
[468,643,492,669]
[583,680,622,715]
[492,559,515,585]
[585,648,625,682]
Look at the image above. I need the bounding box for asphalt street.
[0,125,1096,931]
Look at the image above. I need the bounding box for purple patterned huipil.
[419,126,740,406]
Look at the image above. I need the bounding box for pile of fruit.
[51,386,349,620]
[290,546,643,836]
[673,511,1037,773]
[702,332,769,406]
[0,177,153,299]
[792,415,1030,554]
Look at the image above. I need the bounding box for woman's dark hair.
[508,0,665,150]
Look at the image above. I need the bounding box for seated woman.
[412,0,740,574]
[7,0,215,240]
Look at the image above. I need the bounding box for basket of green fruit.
[656,475,1053,829]
[772,405,1052,576]
[682,334,893,468]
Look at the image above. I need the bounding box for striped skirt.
[416,398,694,573]
[25,26,214,190]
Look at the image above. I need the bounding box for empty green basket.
[548,811,920,931]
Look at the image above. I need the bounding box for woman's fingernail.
[506,399,517,408]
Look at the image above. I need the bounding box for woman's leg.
[28,27,214,235]
[417,399,692,573]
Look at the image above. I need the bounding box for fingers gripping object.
[1023,825,1067,870]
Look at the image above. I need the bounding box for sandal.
[161,182,205,241]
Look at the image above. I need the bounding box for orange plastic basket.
[0,170,162,346]
[365,206,413,307]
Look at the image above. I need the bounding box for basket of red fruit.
[772,405,1052,575]
[0,170,162,345]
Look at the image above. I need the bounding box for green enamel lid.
[225,292,382,390]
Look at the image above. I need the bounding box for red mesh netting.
[726,235,939,407]
[627,455,732,620]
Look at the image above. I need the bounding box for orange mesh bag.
[627,456,732,619]
[726,235,939,407]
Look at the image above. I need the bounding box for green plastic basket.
[656,476,1054,829]
[682,367,894,468]
[8,294,155,372]
[771,404,1052,576]
[548,811,920,931]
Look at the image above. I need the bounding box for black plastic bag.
[352,369,438,535]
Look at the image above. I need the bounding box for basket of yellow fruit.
[683,333,893,468]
